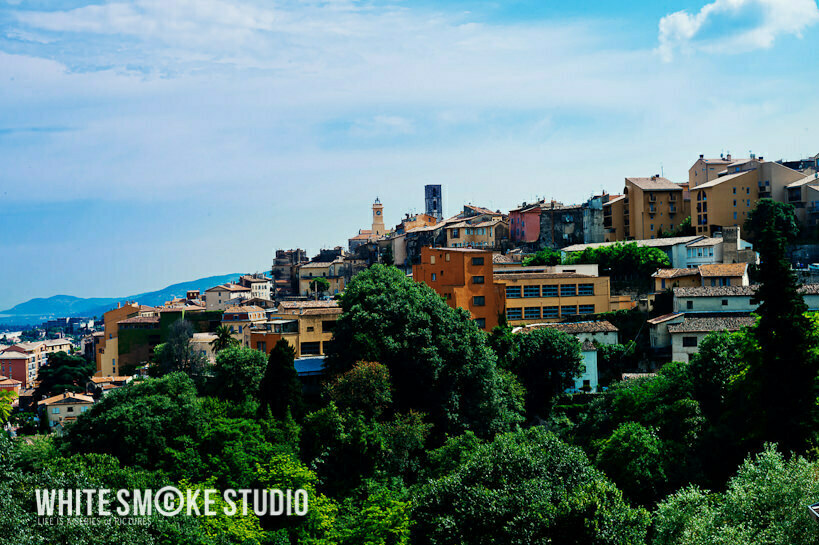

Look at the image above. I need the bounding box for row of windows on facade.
[506,305,595,320]
[686,247,715,258]
[450,242,493,248]
[429,256,485,266]
[450,228,493,238]
[52,406,89,414]
[506,284,595,298]
[430,273,485,283]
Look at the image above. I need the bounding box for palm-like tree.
[211,325,239,353]
[0,390,17,425]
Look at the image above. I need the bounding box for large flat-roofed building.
[622,176,690,240]
[494,270,613,326]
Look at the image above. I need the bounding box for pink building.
[509,202,542,244]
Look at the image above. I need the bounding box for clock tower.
[372,197,385,236]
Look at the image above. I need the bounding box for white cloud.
[658,0,819,61]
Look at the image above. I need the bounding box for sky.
[1,0,818,310]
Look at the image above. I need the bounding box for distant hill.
[0,273,244,322]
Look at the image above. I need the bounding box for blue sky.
[1,0,818,310]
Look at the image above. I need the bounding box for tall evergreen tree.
[258,339,304,419]
[743,200,818,451]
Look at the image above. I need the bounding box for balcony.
[669,205,677,213]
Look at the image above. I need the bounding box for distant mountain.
[0,273,244,322]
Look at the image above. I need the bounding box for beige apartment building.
[96,302,150,377]
[603,195,626,241]
[690,159,805,235]
[494,270,616,326]
[252,301,341,358]
[297,259,347,296]
[204,283,251,311]
[623,177,690,240]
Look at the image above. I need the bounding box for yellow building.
[222,305,267,347]
[603,195,626,241]
[256,301,342,357]
[690,160,804,235]
[96,302,151,377]
[446,217,508,249]
[297,259,347,296]
[688,154,745,188]
[494,270,615,326]
[38,392,94,429]
[623,177,690,240]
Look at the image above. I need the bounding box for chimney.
[699,154,704,159]
[759,156,764,161]
[727,153,732,161]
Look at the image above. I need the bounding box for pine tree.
[258,339,304,420]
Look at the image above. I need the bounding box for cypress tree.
[258,339,304,420]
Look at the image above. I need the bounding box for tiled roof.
[117,316,160,324]
[786,173,819,188]
[43,339,72,347]
[90,376,132,383]
[465,204,498,215]
[686,237,722,247]
[493,253,522,264]
[299,307,343,316]
[698,263,747,277]
[674,285,756,297]
[603,195,626,205]
[0,352,32,360]
[301,261,334,269]
[38,392,95,406]
[0,377,22,386]
[224,305,265,313]
[667,315,756,334]
[647,312,684,325]
[513,320,618,334]
[205,283,249,292]
[653,268,699,279]
[562,236,703,253]
[626,177,683,191]
[278,300,339,309]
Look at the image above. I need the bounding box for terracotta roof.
[38,392,95,406]
[626,177,683,191]
[118,316,159,324]
[465,204,498,215]
[563,236,703,253]
[301,261,334,269]
[224,305,265,313]
[493,253,522,264]
[43,339,72,347]
[278,300,339,309]
[603,195,626,205]
[0,377,21,386]
[299,307,343,316]
[674,285,756,297]
[350,233,373,241]
[90,376,132,383]
[205,283,249,292]
[513,320,618,334]
[686,237,722,247]
[667,315,756,334]
[653,268,699,279]
[697,263,747,277]
[647,312,684,325]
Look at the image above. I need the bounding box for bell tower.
[372,197,385,236]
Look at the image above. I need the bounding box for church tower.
[372,197,385,236]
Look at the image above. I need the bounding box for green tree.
[327,264,523,439]
[565,242,671,283]
[211,324,239,353]
[658,216,694,238]
[326,361,393,419]
[506,327,584,419]
[34,351,95,398]
[595,422,666,506]
[310,277,331,299]
[742,199,817,451]
[523,247,562,266]
[211,346,267,402]
[61,373,208,471]
[653,444,819,545]
[152,318,208,379]
[412,427,650,545]
[0,390,16,425]
[258,339,304,420]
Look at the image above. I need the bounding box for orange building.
[412,247,505,331]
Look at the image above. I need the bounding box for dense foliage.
[564,242,671,280]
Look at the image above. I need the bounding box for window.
[733,187,736,194]
[306,326,314,332]
[322,320,335,333]
[431,273,436,281]
[578,284,594,296]
[559,285,576,297]
[473,296,486,306]
[472,276,485,284]
[257,341,267,352]
[474,318,486,329]
[506,308,522,320]
[523,285,540,298]
[52,407,59,414]
[651,224,654,231]
[430,255,436,264]
[471,257,484,266]
[733,200,736,206]
[722,299,728,306]
[746,187,750,194]
[524,307,541,319]
[682,336,698,347]
[747,199,750,206]
[686,300,693,310]
[543,306,558,318]
[733,212,737,220]
[300,341,321,355]
[661,279,666,289]
[542,285,558,297]
[506,286,522,298]
[579,304,595,314]
[561,305,577,316]
[67,406,74,413]
[445,253,450,261]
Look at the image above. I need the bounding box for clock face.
[376,210,381,215]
